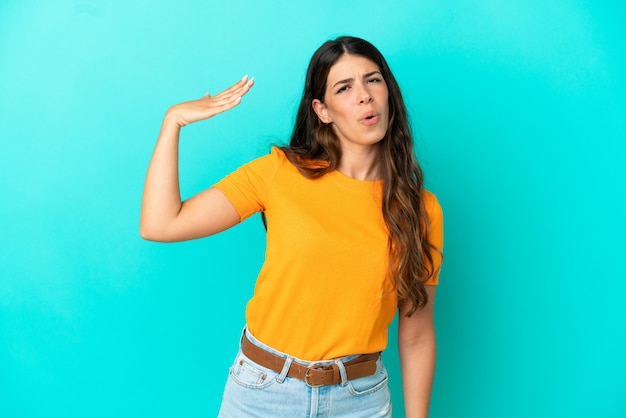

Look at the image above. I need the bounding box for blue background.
[1,1,624,417]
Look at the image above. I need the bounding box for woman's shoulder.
[268,146,299,171]
[241,146,288,170]
[236,146,302,182]
[422,189,438,204]
[422,190,443,219]
[269,146,289,161]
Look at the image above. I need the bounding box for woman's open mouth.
[360,112,379,126]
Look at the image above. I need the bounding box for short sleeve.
[422,191,444,285]
[213,147,281,222]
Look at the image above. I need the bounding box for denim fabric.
[217,329,392,417]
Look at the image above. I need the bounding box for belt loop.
[239,326,247,349]
[277,356,293,384]
[335,359,348,387]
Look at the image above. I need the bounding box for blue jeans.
[218,329,392,417]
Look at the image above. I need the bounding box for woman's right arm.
[140,75,254,242]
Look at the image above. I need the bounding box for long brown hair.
[282,36,441,316]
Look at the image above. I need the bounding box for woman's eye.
[337,85,349,93]
[368,77,382,83]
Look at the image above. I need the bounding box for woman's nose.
[359,90,373,104]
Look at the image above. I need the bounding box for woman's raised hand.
[165,75,255,128]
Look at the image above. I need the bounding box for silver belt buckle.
[304,363,325,387]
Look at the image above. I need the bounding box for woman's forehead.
[326,54,381,82]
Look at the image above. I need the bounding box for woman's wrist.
[163,108,186,129]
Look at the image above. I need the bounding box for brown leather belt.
[241,333,380,387]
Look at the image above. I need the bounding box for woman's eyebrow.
[363,70,382,78]
[331,71,382,89]
[332,78,353,89]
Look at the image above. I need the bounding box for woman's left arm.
[398,285,437,418]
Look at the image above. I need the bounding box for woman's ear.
[312,99,331,124]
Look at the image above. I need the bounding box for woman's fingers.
[201,78,253,112]
[210,77,246,100]
[212,75,254,101]
[167,76,255,127]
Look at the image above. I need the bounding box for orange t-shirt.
[214,147,443,360]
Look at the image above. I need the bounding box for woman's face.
[312,54,390,153]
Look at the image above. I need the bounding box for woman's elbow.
[139,222,167,242]
[140,226,157,241]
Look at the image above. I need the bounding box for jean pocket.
[228,352,279,389]
[347,359,389,396]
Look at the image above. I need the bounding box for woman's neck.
[336,144,381,181]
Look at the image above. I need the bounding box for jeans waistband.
[241,326,380,387]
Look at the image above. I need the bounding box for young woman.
[141,36,443,418]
